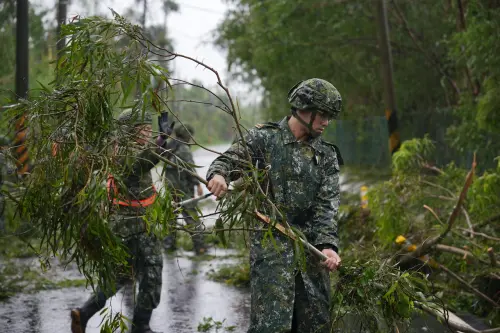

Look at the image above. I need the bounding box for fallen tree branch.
[422,163,445,175]
[420,180,457,198]
[423,205,443,224]
[462,207,474,238]
[398,154,476,266]
[456,228,500,242]
[438,263,499,308]
[434,244,490,265]
[435,244,472,259]
[416,302,500,333]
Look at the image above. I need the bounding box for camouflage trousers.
[248,235,332,333]
[79,230,163,326]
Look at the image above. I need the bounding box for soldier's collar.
[309,136,323,151]
[279,117,297,145]
[279,116,322,150]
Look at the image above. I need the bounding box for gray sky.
[36,0,261,104]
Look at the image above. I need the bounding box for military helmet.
[117,109,153,126]
[174,124,194,141]
[287,78,342,119]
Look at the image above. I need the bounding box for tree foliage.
[365,138,500,325]
[216,0,500,168]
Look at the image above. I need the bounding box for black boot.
[131,310,161,333]
[70,292,107,333]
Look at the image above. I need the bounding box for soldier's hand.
[207,175,228,198]
[321,249,341,271]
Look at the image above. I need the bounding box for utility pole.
[376,0,400,154]
[15,0,30,175]
[56,0,68,83]
[16,0,29,100]
[56,0,68,59]
[141,0,148,29]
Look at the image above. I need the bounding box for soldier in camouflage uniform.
[207,78,343,333]
[71,110,170,333]
[162,124,206,254]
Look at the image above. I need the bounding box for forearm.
[312,172,340,252]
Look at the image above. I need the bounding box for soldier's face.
[135,124,152,145]
[299,110,330,135]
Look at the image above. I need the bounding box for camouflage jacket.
[207,116,341,250]
[207,116,342,333]
[162,140,199,203]
[109,142,163,238]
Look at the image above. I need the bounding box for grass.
[206,261,250,288]
[0,260,87,300]
[197,316,237,332]
[0,235,39,259]
[0,235,88,300]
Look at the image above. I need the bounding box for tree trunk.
[56,0,68,62]
[16,0,29,99]
[15,0,30,175]
[375,0,400,154]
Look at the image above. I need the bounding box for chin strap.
[291,108,321,138]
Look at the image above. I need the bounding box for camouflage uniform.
[162,129,205,253]
[207,79,343,333]
[72,110,164,333]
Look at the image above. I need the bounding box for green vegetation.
[206,261,250,288]
[216,0,500,169]
[197,317,236,332]
[344,137,500,326]
[0,260,87,300]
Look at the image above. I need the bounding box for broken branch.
[458,228,500,242]
[398,154,476,266]
[438,263,499,308]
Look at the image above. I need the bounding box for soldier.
[162,124,206,254]
[206,78,343,333]
[71,109,171,333]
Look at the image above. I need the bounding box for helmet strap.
[291,108,321,138]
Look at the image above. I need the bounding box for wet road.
[0,251,250,333]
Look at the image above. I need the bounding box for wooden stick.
[253,210,327,261]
